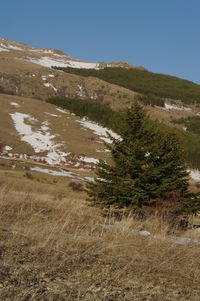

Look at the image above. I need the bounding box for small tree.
[87,103,195,212]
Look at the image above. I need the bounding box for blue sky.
[0,0,199,83]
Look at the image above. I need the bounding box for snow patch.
[80,156,99,164]
[0,43,22,51]
[26,56,99,69]
[43,82,57,93]
[77,117,121,144]
[4,146,12,151]
[10,102,20,108]
[90,93,98,100]
[77,84,84,97]
[56,108,69,114]
[45,112,60,117]
[10,112,70,165]
[164,103,192,112]
[5,44,22,51]
[85,176,95,182]
[30,166,76,178]
[96,149,110,153]
[189,169,200,182]
[0,46,9,52]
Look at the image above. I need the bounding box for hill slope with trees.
[47,96,200,170]
[54,67,200,105]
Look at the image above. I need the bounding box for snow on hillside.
[10,112,70,165]
[0,46,9,52]
[27,56,100,69]
[30,166,78,178]
[0,38,100,69]
[164,103,192,111]
[5,108,101,168]
[0,42,22,51]
[43,82,57,93]
[80,156,99,164]
[77,117,121,144]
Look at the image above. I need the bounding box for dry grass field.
[0,93,111,162]
[0,165,200,301]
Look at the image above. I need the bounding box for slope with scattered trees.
[54,67,200,105]
[47,96,200,170]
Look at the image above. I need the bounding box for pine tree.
[87,102,193,211]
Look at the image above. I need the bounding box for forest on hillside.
[54,67,200,105]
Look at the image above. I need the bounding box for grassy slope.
[54,67,200,105]
[0,93,111,162]
[47,96,200,169]
[1,167,200,300]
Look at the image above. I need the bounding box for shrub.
[69,181,83,192]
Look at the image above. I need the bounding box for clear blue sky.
[1,0,200,83]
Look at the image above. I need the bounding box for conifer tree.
[87,102,193,211]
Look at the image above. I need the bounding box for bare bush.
[69,181,83,191]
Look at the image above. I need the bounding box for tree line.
[53,66,200,105]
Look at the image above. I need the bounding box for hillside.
[0,37,139,110]
[1,37,200,117]
[0,93,116,171]
[55,66,200,105]
[1,37,200,171]
[1,37,200,300]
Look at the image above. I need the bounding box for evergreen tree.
[87,102,193,211]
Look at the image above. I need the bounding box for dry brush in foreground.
[0,177,200,300]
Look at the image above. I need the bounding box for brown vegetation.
[0,169,200,300]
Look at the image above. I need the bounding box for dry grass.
[0,93,111,160]
[0,45,138,106]
[0,171,200,300]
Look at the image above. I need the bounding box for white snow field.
[10,112,70,165]
[27,56,100,69]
